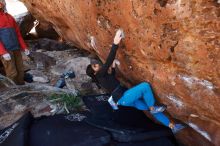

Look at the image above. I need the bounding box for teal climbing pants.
[117,82,170,127]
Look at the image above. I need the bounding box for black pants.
[111,85,128,102]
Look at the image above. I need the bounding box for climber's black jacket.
[95,44,121,93]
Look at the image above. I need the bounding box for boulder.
[0,74,15,91]
[21,0,220,145]
[28,52,56,70]
[35,23,60,40]
[14,12,35,38]
[28,70,49,83]
[0,78,77,129]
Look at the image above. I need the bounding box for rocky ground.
[0,38,214,146]
[0,38,105,129]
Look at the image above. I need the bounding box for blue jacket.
[0,28,20,51]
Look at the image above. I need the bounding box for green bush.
[49,93,83,112]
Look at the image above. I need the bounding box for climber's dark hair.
[86,64,101,89]
[86,64,95,78]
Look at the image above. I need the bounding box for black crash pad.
[0,112,33,146]
[83,94,177,145]
[29,113,111,146]
[114,137,176,146]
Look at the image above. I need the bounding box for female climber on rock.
[86,29,185,133]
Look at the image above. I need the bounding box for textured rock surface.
[15,12,35,38]
[0,74,15,91]
[0,82,77,129]
[22,0,219,145]
[35,23,60,39]
[0,39,103,130]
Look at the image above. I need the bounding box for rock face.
[21,0,219,145]
[35,23,60,40]
[14,12,35,38]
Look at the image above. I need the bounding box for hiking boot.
[172,124,185,134]
[150,105,166,114]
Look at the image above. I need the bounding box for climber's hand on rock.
[2,53,11,61]
[112,59,120,68]
[114,59,120,66]
[114,29,124,45]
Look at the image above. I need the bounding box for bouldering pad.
[0,112,33,146]
[83,94,177,145]
[29,113,111,146]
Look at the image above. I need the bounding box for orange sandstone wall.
[22,0,220,145]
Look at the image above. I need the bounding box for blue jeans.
[117,82,170,127]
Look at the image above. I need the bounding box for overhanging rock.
[21,0,220,145]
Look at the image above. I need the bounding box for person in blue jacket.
[86,29,185,133]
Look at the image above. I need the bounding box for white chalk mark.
[140,49,147,56]
[90,36,101,54]
[171,81,176,86]
[90,36,97,50]
[200,80,214,90]
[190,114,199,118]
[178,75,214,90]
[167,95,184,107]
[176,0,181,8]
[97,20,101,25]
[106,22,111,29]
[189,123,211,141]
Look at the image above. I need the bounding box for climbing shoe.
[172,124,185,134]
[150,105,166,114]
